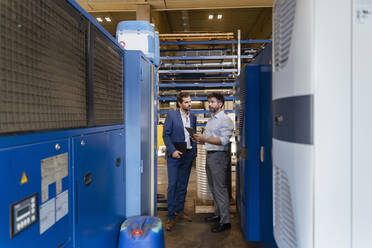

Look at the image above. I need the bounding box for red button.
[132,229,143,236]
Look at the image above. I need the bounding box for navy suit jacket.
[162,109,197,157]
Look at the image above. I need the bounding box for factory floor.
[156,156,273,248]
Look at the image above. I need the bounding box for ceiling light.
[217,14,222,19]
[96,17,103,22]
[105,17,111,22]
[208,15,213,20]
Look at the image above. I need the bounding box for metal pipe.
[238,29,241,76]
[161,62,235,68]
[160,55,253,60]
[160,39,272,45]
[159,83,235,88]
[158,69,238,74]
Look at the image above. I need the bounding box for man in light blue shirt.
[194,93,234,233]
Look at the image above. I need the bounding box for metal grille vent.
[93,37,123,126]
[238,78,246,135]
[273,0,296,71]
[0,0,87,134]
[273,165,297,248]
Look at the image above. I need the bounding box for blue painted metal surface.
[124,50,156,217]
[236,65,276,245]
[73,130,125,248]
[0,1,128,247]
[0,139,72,247]
[0,124,126,248]
[118,216,164,248]
[160,39,272,45]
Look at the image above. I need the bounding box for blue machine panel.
[0,139,72,247]
[124,50,156,217]
[236,65,276,245]
[73,129,125,248]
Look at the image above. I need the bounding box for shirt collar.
[212,110,225,119]
[179,109,189,118]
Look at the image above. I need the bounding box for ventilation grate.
[273,0,296,71]
[93,36,123,126]
[238,76,246,136]
[273,165,297,248]
[0,0,87,134]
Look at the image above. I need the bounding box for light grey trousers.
[206,151,230,224]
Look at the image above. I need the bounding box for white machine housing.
[272,0,372,248]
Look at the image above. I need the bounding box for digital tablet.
[185,127,196,136]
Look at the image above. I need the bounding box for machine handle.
[84,172,93,186]
[116,157,121,167]
[274,114,284,125]
[260,146,265,163]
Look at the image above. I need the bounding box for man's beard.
[209,106,218,113]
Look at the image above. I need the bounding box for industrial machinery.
[272,0,372,247]
[0,0,156,247]
[235,65,275,245]
[124,50,158,217]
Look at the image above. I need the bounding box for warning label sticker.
[40,198,55,235]
[41,153,68,202]
[56,190,68,222]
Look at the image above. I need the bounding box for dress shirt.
[204,110,234,151]
[180,109,192,149]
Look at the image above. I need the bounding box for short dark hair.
[207,92,225,107]
[176,92,190,106]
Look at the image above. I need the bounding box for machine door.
[239,65,276,245]
[74,129,125,248]
[140,57,155,216]
[0,139,71,248]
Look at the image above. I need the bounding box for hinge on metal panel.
[260,146,265,163]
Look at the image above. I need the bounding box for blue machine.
[235,65,276,245]
[0,0,137,247]
[124,50,158,218]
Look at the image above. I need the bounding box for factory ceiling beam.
[136,3,152,21]
[75,0,273,12]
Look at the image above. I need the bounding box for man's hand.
[172,150,183,158]
[193,133,205,143]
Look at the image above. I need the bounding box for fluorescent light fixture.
[208,15,213,20]
[105,17,111,22]
[217,14,222,19]
[96,17,103,22]
[192,101,202,104]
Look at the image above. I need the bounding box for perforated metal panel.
[93,36,123,126]
[273,0,296,71]
[273,165,297,248]
[0,0,87,134]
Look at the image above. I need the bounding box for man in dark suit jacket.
[162,92,197,231]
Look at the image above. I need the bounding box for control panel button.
[31,215,35,222]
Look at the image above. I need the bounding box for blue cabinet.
[236,65,276,245]
[0,139,72,248]
[74,129,125,248]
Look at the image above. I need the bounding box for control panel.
[10,193,38,238]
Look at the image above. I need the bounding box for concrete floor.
[156,157,273,248]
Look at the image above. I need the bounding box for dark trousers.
[166,150,195,220]
[206,151,230,223]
